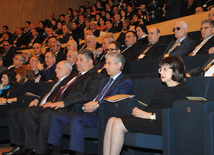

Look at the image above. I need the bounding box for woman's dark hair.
[79,6,86,13]
[67,8,74,19]
[120,9,127,18]
[98,17,106,26]
[39,21,44,28]
[1,70,17,86]
[92,4,98,11]
[135,24,148,34]
[15,65,35,84]
[106,11,113,18]
[159,56,186,82]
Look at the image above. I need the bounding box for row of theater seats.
[128,54,212,78]
[61,77,214,155]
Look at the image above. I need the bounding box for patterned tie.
[94,78,114,101]
[52,73,82,102]
[167,40,180,54]
[138,43,153,60]
[39,79,61,105]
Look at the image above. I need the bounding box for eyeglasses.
[158,67,172,73]
[106,48,118,52]
[172,27,181,32]
[3,45,9,47]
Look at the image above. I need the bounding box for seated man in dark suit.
[1,40,16,67]
[113,14,123,32]
[0,25,13,38]
[13,27,29,48]
[47,52,133,154]
[2,60,73,155]
[136,27,168,61]
[66,50,78,75]
[104,19,115,33]
[121,31,142,62]
[189,19,214,56]
[78,29,93,51]
[26,28,41,48]
[8,54,25,71]
[57,25,71,44]
[163,21,195,57]
[89,21,100,37]
[24,49,103,155]
[32,43,45,64]
[35,51,56,82]
[50,41,66,63]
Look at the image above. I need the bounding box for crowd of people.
[0,0,214,155]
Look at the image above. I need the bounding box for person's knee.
[113,118,126,132]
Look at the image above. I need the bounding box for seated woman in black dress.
[103,56,192,155]
[0,65,37,117]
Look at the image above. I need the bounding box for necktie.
[189,39,207,56]
[52,73,82,102]
[203,59,214,72]
[39,79,61,105]
[94,78,114,101]
[121,45,132,54]
[167,40,180,54]
[138,44,153,60]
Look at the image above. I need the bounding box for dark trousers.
[48,111,98,153]
[24,106,66,154]
[8,108,26,146]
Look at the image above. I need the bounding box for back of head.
[15,65,35,84]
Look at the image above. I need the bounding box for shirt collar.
[111,72,122,81]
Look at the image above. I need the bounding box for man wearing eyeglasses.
[8,54,25,71]
[1,40,16,67]
[189,19,214,56]
[164,21,195,57]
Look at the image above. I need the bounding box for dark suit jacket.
[38,76,73,102]
[116,32,126,46]
[164,37,195,56]
[93,30,100,37]
[96,74,133,103]
[27,35,41,46]
[58,33,71,44]
[56,48,66,63]
[121,43,143,62]
[58,68,103,108]
[188,54,214,76]
[137,36,149,45]
[1,48,16,67]
[194,36,214,55]
[14,33,29,47]
[39,63,56,82]
[38,53,45,64]
[113,21,123,33]
[136,40,168,61]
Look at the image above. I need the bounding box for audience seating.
[62,77,214,154]
[127,54,212,78]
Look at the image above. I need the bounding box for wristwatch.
[150,113,155,120]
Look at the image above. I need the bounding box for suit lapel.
[104,74,124,96]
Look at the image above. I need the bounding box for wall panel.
[0,0,95,33]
